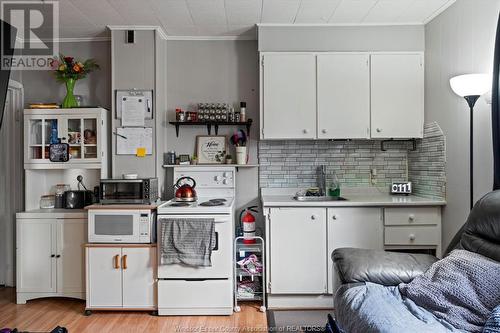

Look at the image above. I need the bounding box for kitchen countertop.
[16,208,88,219]
[261,188,446,207]
[85,202,164,210]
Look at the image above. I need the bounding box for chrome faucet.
[318,165,327,196]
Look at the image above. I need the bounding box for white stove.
[158,197,234,214]
[157,166,235,316]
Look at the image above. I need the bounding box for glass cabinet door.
[25,111,101,164]
[27,117,58,162]
[62,115,100,162]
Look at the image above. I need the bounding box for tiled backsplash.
[408,122,446,199]
[259,140,409,189]
[258,122,446,199]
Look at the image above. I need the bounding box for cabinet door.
[269,208,327,294]
[262,54,317,139]
[317,54,370,139]
[24,115,60,164]
[371,54,424,138]
[122,247,156,308]
[17,219,56,293]
[327,208,383,294]
[56,219,86,293]
[87,247,122,307]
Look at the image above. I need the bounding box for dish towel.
[159,218,216,267]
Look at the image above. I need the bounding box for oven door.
[100,181,145,204]
[88,210,140,243]
[157,214,233,279]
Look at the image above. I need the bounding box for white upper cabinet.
[317,54,370,139]
[370,54,424,139]
[261,54,317,139]
[260,52,424,140]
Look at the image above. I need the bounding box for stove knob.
[223,179,229,185]
[223,172,230,177]
[214,176,221,181]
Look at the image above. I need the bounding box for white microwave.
[88,209,156,243]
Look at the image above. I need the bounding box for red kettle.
[174,176,197,202]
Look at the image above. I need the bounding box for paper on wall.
[121,96,145,127]
[116,127,153,155]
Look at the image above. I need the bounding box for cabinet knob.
[376,128,382,133]
[303,129,309,134]
[408,214,415,221]
[332,215,338,220]
[322,129,327,134]
[311,215,317,220]
[113,254,120,269]
[51,254,55,258]
[56,254,61,258]
[409,234,416,241]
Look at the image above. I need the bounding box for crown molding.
[107,25,168,40]
[166,35,256,41]
[422,0,456,24]
[256,22,424,27]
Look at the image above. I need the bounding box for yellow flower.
[58,64,66,71]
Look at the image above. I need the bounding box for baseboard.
[158,307,233,316]
[267,294,333,309]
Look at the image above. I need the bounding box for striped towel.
[484,305,500,333]
[159,218,216,267]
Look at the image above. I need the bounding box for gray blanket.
[399,249,500,332]
[159,218,216,267]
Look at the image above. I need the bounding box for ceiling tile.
[150,0,194,26]
[329,0,378,23]
[261,0,301,23]
[164,25,200,36]
[187,0,227,25]
[225,0,262,25]
[363,0,415,23]
[68,0,125,26]
[295,0,342,23]
[396,0,451,23]
[58,0,96,28]
[106,0,162,25]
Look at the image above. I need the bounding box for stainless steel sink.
[293,196,347,202]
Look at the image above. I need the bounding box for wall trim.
[422,0,457,24]
[107,25,168,40]
[166,35,256,41]
[256,23,424,27]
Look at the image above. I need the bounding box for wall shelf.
[169,119,253,137]
[162,164,259,172]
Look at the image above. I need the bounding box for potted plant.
[50,54,100,108]
[230,130,248,165]
[225,154,233,164]
[191,155,198,165]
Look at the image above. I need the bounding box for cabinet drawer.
[384,207,440,226]
[384,226,440,246]
[158,279,232,309]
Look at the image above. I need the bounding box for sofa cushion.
[334,282,464,333]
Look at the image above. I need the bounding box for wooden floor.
[0,288,268,332]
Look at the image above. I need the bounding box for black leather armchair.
[333,190,500,287]
[331,190,500,333]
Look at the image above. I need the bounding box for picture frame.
[196,135,227,164]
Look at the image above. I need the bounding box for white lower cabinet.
[16,218,86,304]
[327,208,383,294]
[269,208,327,294]
[86,245,156,310]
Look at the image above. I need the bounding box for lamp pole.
[464,95,480,210]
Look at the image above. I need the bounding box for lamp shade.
[450,73,492,97]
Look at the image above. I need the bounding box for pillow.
[399,250,500,333]
[483,305,500,333]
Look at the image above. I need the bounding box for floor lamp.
[450,73,492,209]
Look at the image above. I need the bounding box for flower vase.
[236,146,247,165]
[62,78,78,108]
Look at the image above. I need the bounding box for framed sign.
[196,135,227,164]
